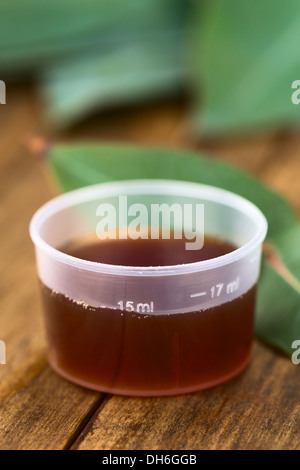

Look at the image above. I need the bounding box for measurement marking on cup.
[118,300,154,313]
[190,291,207,298]
[226,276,240,294]
[191,276,241,300]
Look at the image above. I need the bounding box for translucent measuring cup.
[30,180,268,396]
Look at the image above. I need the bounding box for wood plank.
[0,88,50,402]
[0,86,105,453]
[0,83,40,169]
[72,342,300,450]
[0,367,102,450]
[0,144,105,448]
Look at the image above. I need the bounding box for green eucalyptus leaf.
[48,143,296,238]
[256,224,300,355]
[0,0,187,74]
[190,0,300,136]
[42,31,185,126]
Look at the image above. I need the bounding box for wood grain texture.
[0,367,102,450]
[0,85,299,450]
[72,342,300,451]
[0,85,49,403]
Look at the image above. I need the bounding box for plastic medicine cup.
[30,180,268,396]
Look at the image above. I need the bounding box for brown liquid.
[60,235,236,266]
[41,236,256,396]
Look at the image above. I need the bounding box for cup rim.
[29,179,268,277]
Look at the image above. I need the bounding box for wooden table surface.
[0,84,299,450]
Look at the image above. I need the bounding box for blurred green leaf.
[190,0,300,136]
[48,143,296,238]
[256,224,300,354]
[42,31,186,126]
[0,0,188,74]
[0,0,188,125]
[47,142,300,355]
